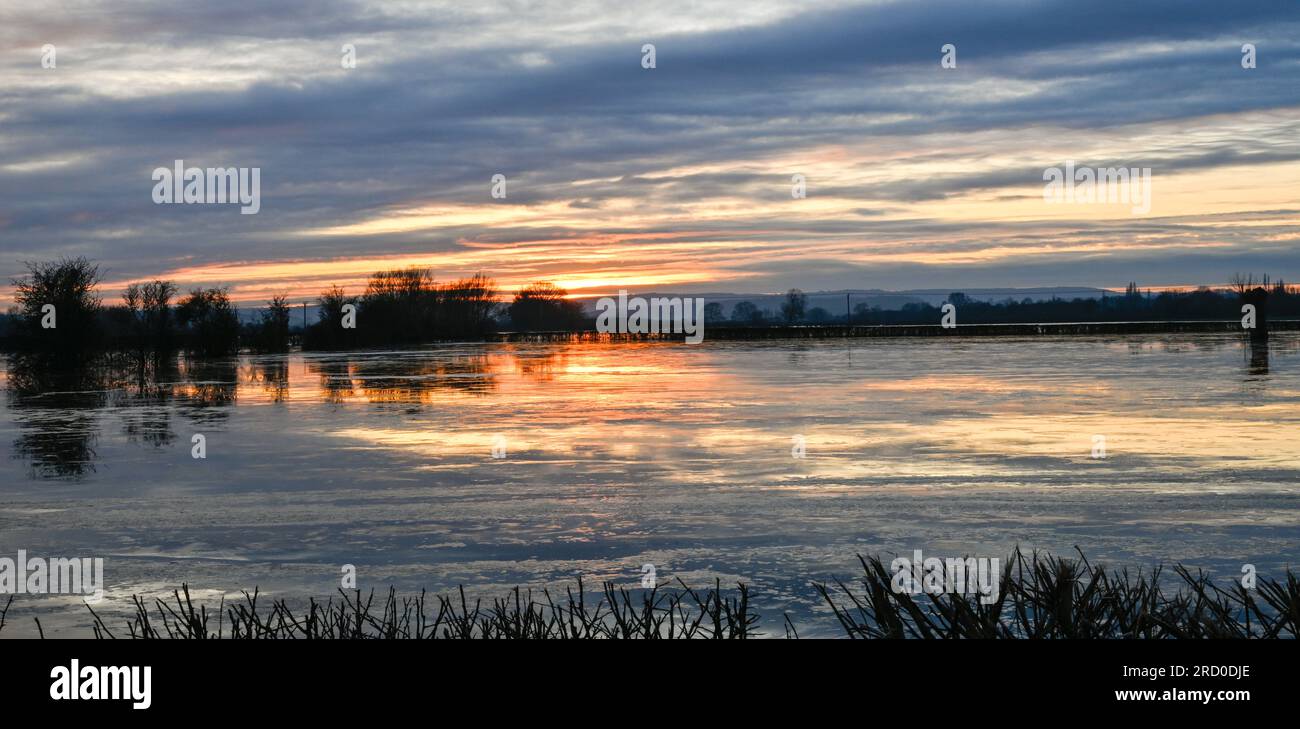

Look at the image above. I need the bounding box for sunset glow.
[3,2,1297,307]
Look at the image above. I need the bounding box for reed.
[815,547,1299,639]
[1,549,1291,638]
[82,578,756,639]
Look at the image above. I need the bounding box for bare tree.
[1230,273,1271,296]
[123,280,177,347]
[781,288,807,323]
[13,257,103,354]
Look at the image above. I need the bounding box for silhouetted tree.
[359,267,438,345]
[781,289,807,323]
[305,285,359,350]
[438,273,499,338]
[252,295,292,353]
[176,287,240,356]
[507,281,583,330]
[731,301,762,324]
[122,280,177,349]
[12,257,102,357]
[807,306,831,323]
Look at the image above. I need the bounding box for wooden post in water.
[1244,286,1269,343]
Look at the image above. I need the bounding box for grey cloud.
[1,0,1298,291]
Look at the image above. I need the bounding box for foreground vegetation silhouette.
[817,547,1298,639]
[3,549,1293,638]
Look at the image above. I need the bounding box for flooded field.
[2,333,1298,636]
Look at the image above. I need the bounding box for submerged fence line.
[493,319,1300,342]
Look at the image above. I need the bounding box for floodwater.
[2,333,1298,636]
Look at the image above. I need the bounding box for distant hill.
[570,287,1114,318]
[235,303,316,327]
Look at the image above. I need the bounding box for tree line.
[2,257,590,358]
[3,258,1290,360]
[716,281,1295,326]
[304,273,585,350]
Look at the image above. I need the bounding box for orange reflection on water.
[12,335,1289,492]
[210,337,1294,492]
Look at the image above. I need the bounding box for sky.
[1,0,1298,306]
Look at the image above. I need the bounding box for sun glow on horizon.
[1,113,1297,308]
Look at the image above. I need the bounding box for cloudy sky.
[2,0,1298,305]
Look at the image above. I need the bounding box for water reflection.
[512,348,566,383]
[5,334,1300,484]
[13,409,100,480]
[5,351,233,478]
[363,357,489,402]
[5,334,1300,640]
[178,358,239,422]
[247,359,289,404]
[323,352,497,408]
[1247,337,1270,377]
[7,353,109,480]
[117,353,182,449]
[311,358,356,404]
